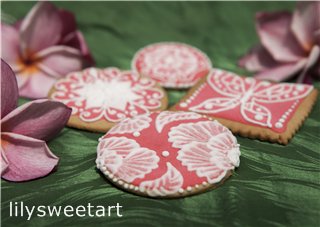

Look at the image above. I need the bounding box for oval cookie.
[48,67,168,132]
[96,111,240,198]
[132,42,212,88]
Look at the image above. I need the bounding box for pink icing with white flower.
[175,69,314,133]
[132,42,212,88]
[96,111,240,197]
[51,67,165,122]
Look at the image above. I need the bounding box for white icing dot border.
[274,100,300,128]
[96,163,214,197]
[179,83,206,108]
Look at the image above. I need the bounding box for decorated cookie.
[96,111,240,198]
[132,42,212,88]
[172,69,318,144]
[48,67,168,132]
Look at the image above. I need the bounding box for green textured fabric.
[1,2,320,227]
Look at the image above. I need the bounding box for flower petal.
[255,60,306,81]
[36,46,85,78]
[18,71,57,99]
[291,2,320,51]
[256,11,306,62]
[61,31,95,66]
[297,45,320,83]
[1,59,19,118]
[1,23,22,71]
[59,9,77,38]
[15,71,29,91]
[238,45,278,72]
[20,2,62,55]
[1,147,9,174]
[2,99,71,141]
[1,132,59,182]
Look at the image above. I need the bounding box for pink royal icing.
[175,69,314,133]
[51,67,165,122]
[96,111,240,197]
[132,42,212,88]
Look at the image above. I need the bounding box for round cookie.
[48,67,168,132]
[96,111,240,198]
[132,42,212,88]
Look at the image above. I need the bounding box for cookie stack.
[48,42,318,198]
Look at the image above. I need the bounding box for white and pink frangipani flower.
[1,1,95,99]
[239,2,320,84]
[1,59,72,182]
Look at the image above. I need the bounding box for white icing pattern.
[97,137,159,182]
[139,163,183,196]
[51,67,164,122]
[188,69,313,129]
[155,111,202,133]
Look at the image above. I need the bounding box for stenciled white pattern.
[155,111,202,133]
[97,137,159,183]
[51,67,164,122]
[189,69,313,128]
[140,162,183,196]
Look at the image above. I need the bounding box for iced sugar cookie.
[172,68,318,144]
[48,67,168,132]
[132,42,212,88]
[96,111,240,198]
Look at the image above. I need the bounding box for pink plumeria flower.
[1,59,72,182]
[1,1,94,99]
[239,2,320,84]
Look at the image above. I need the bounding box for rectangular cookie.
[171,68,318,145]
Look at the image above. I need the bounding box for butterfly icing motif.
[189,69,313,129]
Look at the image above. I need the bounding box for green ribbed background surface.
[1,2,320,227]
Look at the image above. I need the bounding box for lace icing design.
[168,120,229,148]
[97,111,240,197]
[169,120,240,182]
[97,137,159,183]
[140,163,183,196]
[108,114,152,136]
[133,43,212,87]
[188,69,313,129]
[177,142,235,184]
[155,111,202,133]
[51,67,164,122]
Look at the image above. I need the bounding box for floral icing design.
[168,120,230,148]
[139,162,183,197]
[108,114,152,137]
[51,67,164,122]
[155,111,202,133]
[170,120,240,183]
[97,137,159,183]
[132,42,212,88]
[97,111,240,197]
[177,69,313,132]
